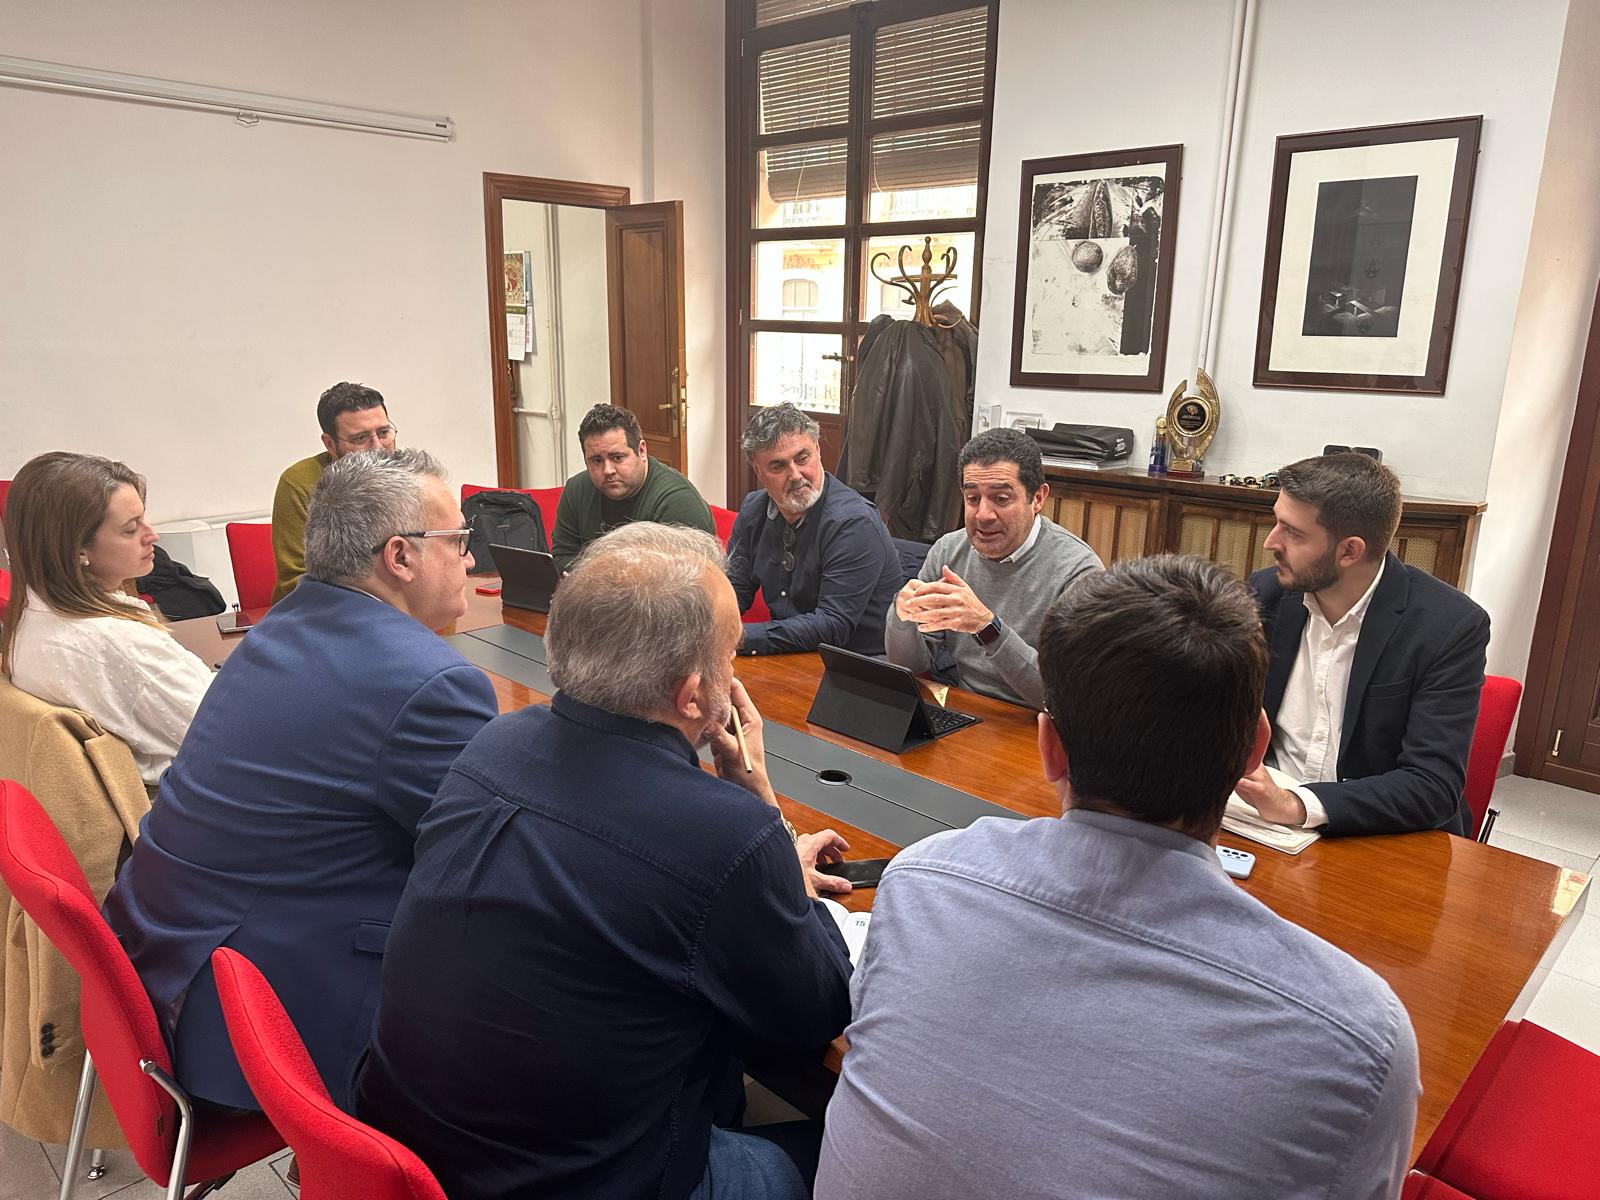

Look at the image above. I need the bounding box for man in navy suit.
[105,448,497,1110]
[1235,452,1489,837]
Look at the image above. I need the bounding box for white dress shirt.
[1271,560,1386,829]
[8,590,214,784]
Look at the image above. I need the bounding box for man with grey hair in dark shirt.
[726,403,901,656]
[356,523,853,1200]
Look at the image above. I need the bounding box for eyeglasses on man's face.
[334,424,399,450]
[371,528,472,557]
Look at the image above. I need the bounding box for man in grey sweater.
[884,427,1101,708]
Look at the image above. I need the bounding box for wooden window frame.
[723,0,1000,504]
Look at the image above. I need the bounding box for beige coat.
[0,679,149,1146]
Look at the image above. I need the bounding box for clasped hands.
[896,566,993,637]
[706,677,853,896]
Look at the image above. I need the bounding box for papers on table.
[1223,765,1321,855]
[820,898,872,965]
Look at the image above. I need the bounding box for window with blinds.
[728,0,997,490]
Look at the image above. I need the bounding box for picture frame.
[1253,115,1482,394]
[1009,143,1183,392]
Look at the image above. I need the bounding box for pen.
[730,706,753,774]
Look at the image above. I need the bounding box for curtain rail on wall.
[0,55,455,141]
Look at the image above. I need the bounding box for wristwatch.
[972,616,1004,647]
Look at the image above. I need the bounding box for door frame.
[1514,272,1600,780]
[482,172,631,487]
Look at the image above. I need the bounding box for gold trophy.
[1165,368,1221,476]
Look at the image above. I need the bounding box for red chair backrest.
[211,948,447,1200]
[0,779,183,1182]
[1465,675,1522,839]
[0,478,10,518]
[709,505,771,624]
[459,484,560,553]
[0,566,10,611]
[226,522,276,610]
[1402,1171,1475,1199]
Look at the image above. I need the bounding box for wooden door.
[606,201,687,472]
[1518,277,1600,791]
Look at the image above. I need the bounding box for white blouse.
[8,590,214,785]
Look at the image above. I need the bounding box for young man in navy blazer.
[105,449,497,1112]
[1235,452,1490,836]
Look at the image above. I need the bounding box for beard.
[694,665,735,749]
[776,478,822,518]
[1280,543,1341,593]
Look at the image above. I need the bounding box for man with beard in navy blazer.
[105,449,496,1111]
[1234,452,1489,837]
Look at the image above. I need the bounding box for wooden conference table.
[176,589,1590,1163]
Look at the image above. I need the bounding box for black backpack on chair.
[135,546,226,620]
[462,490,548,576]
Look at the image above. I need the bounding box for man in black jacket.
[1235,453,1489,836]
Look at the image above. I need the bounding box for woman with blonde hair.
[1,452,213,785]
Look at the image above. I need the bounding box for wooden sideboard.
[1046,467,1487,589]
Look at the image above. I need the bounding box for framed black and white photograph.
[1254,116,1482,394]
[1009,144,1183,392]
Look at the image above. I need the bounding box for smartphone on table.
[817,858,891,888]
[216,605,254,635]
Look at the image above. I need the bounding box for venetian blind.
[756,0,855,25]
[758,35,851,135]
[872,7,988,120]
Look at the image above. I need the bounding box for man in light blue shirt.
[818,555,1419,1200]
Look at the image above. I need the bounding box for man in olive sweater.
[885,428,1101,709]
[550,404,715,573]
[271,382,396,603]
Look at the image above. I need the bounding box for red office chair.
[1416,1019,1600,1200]
[1466,675,1523,842]
[0,477,11,517]
[0,780,282,1200]
[211,948,447,1200]
[460,483,560,553]
[709,505,771,623]
[225,522,276,611]
[1403,1171,1476,1199]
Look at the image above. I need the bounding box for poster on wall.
[1009,143,1183,392]
[504,250,534,359]
[1254,115,1481,394]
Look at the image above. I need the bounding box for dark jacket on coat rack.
[841,302,978,542]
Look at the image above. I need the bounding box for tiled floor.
[1486,773,1600,1055]
[3,772,1598,1198]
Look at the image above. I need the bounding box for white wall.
[503,199,560,486]
[645,0,728,500]
[0,0,728,521]
[976,0,1568,503]
[1476,0,1600,682]
[554,205,613,476]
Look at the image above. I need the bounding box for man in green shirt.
[271,382,396,602]
[550,404,715,572]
